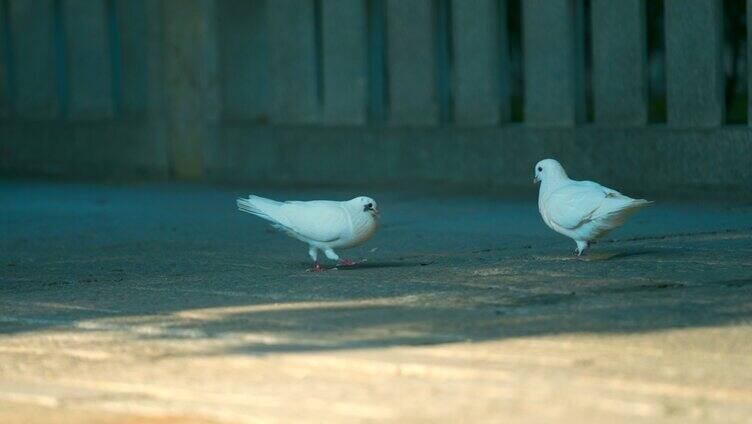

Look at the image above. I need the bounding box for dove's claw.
[336,258,359,267]
[308,262,325,272]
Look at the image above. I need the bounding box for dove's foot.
[336,258,360,267]
[574,241,589,257]
[573,250,588,260]
[308,262,325,272]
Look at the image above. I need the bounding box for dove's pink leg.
[307,247,326,272]
[308,262,325,272]
[337,258,359,267]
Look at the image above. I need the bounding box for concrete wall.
[0,0,750,199]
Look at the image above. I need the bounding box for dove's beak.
[533,176,540,184]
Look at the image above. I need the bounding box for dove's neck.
[539,175,571,199]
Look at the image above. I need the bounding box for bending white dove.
[236,195,379,271]
[534,159,652,256]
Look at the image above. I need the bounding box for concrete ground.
[1,181,751,423]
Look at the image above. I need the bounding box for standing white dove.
[237,195,379,271]
[534,159,652,256]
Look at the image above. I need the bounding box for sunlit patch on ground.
[1,182,751,422]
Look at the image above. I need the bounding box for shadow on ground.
[1,181,752,355]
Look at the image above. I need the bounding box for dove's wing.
[545,181,616,229]
[274,201,349,243]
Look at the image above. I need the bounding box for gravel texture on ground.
[1,181,751,423]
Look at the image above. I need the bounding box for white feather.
[236,195,379,264]
[535,159,651,255]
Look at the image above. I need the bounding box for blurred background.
[0,0,750,198]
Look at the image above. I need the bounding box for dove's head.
[534,159,568,184]
[350,196,380,219]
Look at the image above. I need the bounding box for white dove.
[237,195,379,271]
[534,159,652,256]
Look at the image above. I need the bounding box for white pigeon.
[534,159,652,256]
[237,195,379,271]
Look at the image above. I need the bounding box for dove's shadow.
[298,261,430,270]
[539,248,670,262]
[575,249,661,261]
[590,247,692,261]
[603,249,662,260]
[341,261,432,270]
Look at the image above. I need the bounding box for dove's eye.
[537,167,542,172]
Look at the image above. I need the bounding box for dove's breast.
[539,203,568,237]
[538,191,564,233]
[334,214,378,249]
[538,183,596,241]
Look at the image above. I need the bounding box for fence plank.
[664,0,724,127]
[217,0,268,122]
[452,0,506,125]
[116,0,163,116]
[0,0,9,118]
[267,0,318,124]
[162,0,219,179]
[367,0,387,122]
[522,0,585,126]
[115,0,146,115]
[321,0,367,125]
[749,0,752,126]
[386,0,437,126]
[8,0,57,118]
[64,0,113,119]
[591,0,647,126]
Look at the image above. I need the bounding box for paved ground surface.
[1,181,752,423]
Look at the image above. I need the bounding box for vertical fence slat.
[267,0,318,124]
[162,0,219,179]
[321,0,367,125]
[386,0,437,126]
[116,0,147,115]
[591,0,647,125]
[522,0,584,126]
[116,0,153,116]
[749,0,752,126]
[664,0,724,127]
[64,0,113,119]
[0,0,9,118]
[367,0,387,122]
[143,0,164,118]
[452,0,505,125]
[218,0,268,121]
[8,0,57,118]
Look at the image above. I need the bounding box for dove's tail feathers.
[595,198,652,232]
[236,195,284,224]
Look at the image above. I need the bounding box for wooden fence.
[0,0,750,196]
